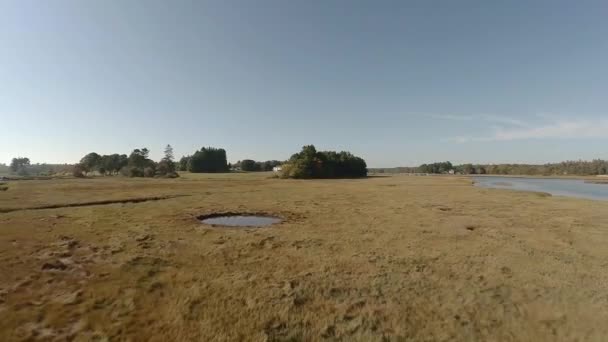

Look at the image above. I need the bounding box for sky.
[1,0,607,167]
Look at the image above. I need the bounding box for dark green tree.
[124,148,154,177]
[240,159,258,171]
[163,145,174,163]
[128,148,152,169]
[157,144,176,176]
[188,147,228,173]
[9,157,31,173]
[281,145,367,179]
[178,156,190,171]
[79,153,101,174]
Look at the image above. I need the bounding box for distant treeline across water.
[370,159,608,176]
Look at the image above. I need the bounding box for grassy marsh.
[1,173,608,341]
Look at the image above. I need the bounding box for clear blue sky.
[1,0,607,167]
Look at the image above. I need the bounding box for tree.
[240,159,258,171]
[98,155,112,175]
[115,154,128,174]
[103,154,128,175]
[128,148,152,169]
[261,160,282,171]
[158,144,176,176]
[122,148,155,177]
[9,157,30,174]
[461,164,476,174]
[188,147,229,173]
[178,156,191,171]
[163,145,174,163]
[80,153,101,174]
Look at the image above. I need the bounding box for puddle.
[200,214,282,227]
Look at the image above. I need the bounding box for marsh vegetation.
[1,173,608,340]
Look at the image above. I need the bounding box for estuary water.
[472,176,608,201]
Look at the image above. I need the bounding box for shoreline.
[463,174,604,181]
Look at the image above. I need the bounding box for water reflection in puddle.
[200,215,282,227]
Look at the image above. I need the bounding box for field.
[1,173,608,341]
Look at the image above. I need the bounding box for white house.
[273,166,282,172]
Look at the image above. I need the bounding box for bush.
[130,168,143,177]
[157,160,176,176]
[120,166,143,177]
[72,164,86,178]
[281,145,367,179]
[165,172,180,178]
[143,167,155,178]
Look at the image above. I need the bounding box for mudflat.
[1,173,608,341]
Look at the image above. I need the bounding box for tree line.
[459,160,608,176]
[5,157,73,177]
[4,144,369,179]
[6,145,234,178]
[75,145,178,178]
[371,159,608,176]
[419,161,454,174]
[234,159,283,172]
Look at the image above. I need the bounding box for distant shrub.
[281,145,367,179]
[165,172,180,178]
[130,167,143,177]
[72,164,86,178]
[120,166,143,177]
[157,160,176,176]
[143,167,155,178]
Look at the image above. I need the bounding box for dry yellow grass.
[1,173,608,341]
